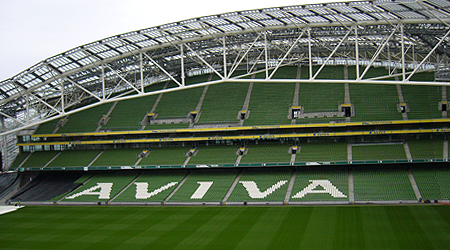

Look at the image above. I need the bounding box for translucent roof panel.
[2,0,450,127]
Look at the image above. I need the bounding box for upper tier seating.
[295,141,347,163]
[352,144,406,161]
[188,145,238,165]
[47,149,102,168]
[239,143,292,164]
[408,137,443,160]
[138,146,190,166]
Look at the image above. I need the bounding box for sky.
[0,0,342,81]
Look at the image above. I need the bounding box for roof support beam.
[227,33,262,78]
[65,77,102,102]
[142,52,183,87]
[105,64,142,94]
[29,93,62,115]
[355,25,360,80]
[406,28,450,81]
[269,29,306,79]
[184,43,224,80]
[0,111,26,126]
[312,29,351,80]
[308,28,313,79]
[360,25,399,80]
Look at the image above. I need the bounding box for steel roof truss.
[312,29,352,80]
[28,92,62,116]
[227,33,263,78]
[0,111,26,126]
[269,29,306,79]
[104,64,141,94]
[65,77,102,102]
[407,27,450,81]
[360,24,399,80]
[184,43,224,79]
[142,52,182,87]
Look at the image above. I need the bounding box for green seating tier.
[353,169,416,201]
[138,147,189,166]
[189,145,238,165]
[197,82,248,124]
[296,141,347,162]
[240,144,292,164]
[102,97,157,131]
[58,103,113,133]
[244,82,294,125]
[350,84,402,121]
[352,144,406,161]
[412,168,450,200]
[290,171,349,201]
[10,153,31,170]
[91,148,142,167]
[63,173,137,202]
[47,149,102,167]
[34,119,60,134]
[114,173,186,202]
[21,151,60,169]
[243,67,297,126]
[144,123,190,130]
[151,76,207,119]
[402,84,442,119]
[227,171,291,202]
[408,137,443,160]
[169,172,237,202]
[297,66,345,120]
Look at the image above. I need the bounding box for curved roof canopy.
[2,0,450,134]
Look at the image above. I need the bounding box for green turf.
[0,205,449,249]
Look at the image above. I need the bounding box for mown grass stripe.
[333,206,365,249]
[385,206,434,249]
[204,207,268,249]
[267,207,314,249]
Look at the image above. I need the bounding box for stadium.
[0,0,450,248]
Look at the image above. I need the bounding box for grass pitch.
[0,205,449,249]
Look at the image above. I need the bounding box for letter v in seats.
[239,180,288,199]
[135,182,178,199]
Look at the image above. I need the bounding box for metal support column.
[223,36,227,79]
[102,66,105,100]
[181,43,185,86]
[308,28,313,79]
[355,26,360,80]
[264,31,269,79]
[401,24,406,81]
[140,52,144,92]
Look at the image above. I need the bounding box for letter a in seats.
[66,183,113,200]
[239,180,288,199]
[291,180,347,199]
[135,182,178,199]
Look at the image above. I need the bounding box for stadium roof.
[1,0,450,135]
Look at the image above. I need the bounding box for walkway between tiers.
[239,74,256,126]
[141,81,170,130]
[348,169,354,203]
[395,72,408,120]
[407,169,422,200]
[222,172,242,203]
[165,173,190,202]
[292,65,301,124]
